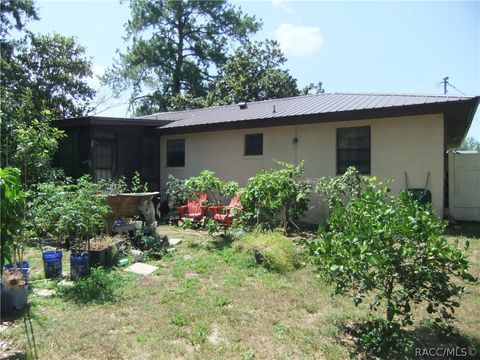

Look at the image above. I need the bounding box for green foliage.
[308,167,475,347]
[187,170,224,202]
[105,0,260,114]
[1,4,95,183]
[0,167,25,271]
[17,32,96,119]
[240,161,311,233]
[458,136,480,151]
[233,232,302,273]
[28,176,111,245]
[56,267,130,304]
[11,118,65,186]
[130,171,149,193]
[166,174,195,209]
[350,319,415,357]
[208,40,299,105]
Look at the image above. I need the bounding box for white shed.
[448,150,480,222]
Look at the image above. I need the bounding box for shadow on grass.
[337,320,480,359]
[55,267,129,304]
[1,306,38,360]
[446,221,480,238]
[205,234,234,252]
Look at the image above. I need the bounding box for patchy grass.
[1,224,479,359]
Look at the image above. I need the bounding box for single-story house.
[54,92,479,222]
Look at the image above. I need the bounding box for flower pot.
[42,250,63,278]
[89,248,107,267]
[70,252,90,280]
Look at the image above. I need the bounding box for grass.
[1,223,479,359]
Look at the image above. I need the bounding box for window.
[337,126,371,174]
[244,133,263,156]
[167,139,185,167]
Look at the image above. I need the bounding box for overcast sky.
[30,0,479,139]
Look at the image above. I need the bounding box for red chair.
[177,193,207,220]
[208,197,241,226]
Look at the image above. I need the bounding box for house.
[54,93,480,222]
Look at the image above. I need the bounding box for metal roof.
[141,92,478,130]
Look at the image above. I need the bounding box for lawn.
[1,224,479,359]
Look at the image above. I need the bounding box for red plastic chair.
[208,197,241,226]
[177,193,207,220]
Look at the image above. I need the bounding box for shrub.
[166,174,195,209]
[234,232,302,273]
[0,167,25,271]
[28,176,110,246]
[308,167,476,353]
[240,161,311,234]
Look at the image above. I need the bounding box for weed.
[56,267,131,304]
[170,312,190,327]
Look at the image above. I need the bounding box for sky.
[29,0,480,140]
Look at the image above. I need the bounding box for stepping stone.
[168,238,182,246]
[33,288,56,297]
[124,262,158,276]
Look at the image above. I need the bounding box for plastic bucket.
[42,251,63,278]
[70,253,90,280]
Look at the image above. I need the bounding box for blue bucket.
[42,251,63,278]
[70,253,90,280]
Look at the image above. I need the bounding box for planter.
[42,250,63,278]
[89,238,122,267]
[1,284,28,314]
[70,252,90,280]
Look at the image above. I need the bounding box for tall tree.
[105,0,261,114]
[18,33,96,119]
[208,40,300,106]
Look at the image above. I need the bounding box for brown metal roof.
[141,93,478,130]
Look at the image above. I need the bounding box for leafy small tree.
[308,167,476,353]
[0,167,25,272]
[166,175,195,209]
[240,161,311,234]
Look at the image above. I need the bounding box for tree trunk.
[385,278,395,323]
[172,11,184,95]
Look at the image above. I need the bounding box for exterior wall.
[160,114,444,222]
[448,151,480,221]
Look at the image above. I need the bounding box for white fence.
[448,151,480,222]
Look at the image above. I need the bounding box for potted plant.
[28,182,64,278]
[62,177,111,280]
[88,235,123,267]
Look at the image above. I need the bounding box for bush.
[0,167,25,271]
[240,161,311,234]
[308,167,476,351]
[234,232,302,273]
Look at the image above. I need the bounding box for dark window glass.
[167,139,185,167]
[244,133,263,156]
[337,126,371,174]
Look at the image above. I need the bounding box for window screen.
[337,126,371,174]
[167,139,185,167]
[244,133,263,156]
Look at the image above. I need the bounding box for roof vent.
[238,102,247,110]
[273,105,276,113]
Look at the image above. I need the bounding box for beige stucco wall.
[160,114,444,223]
